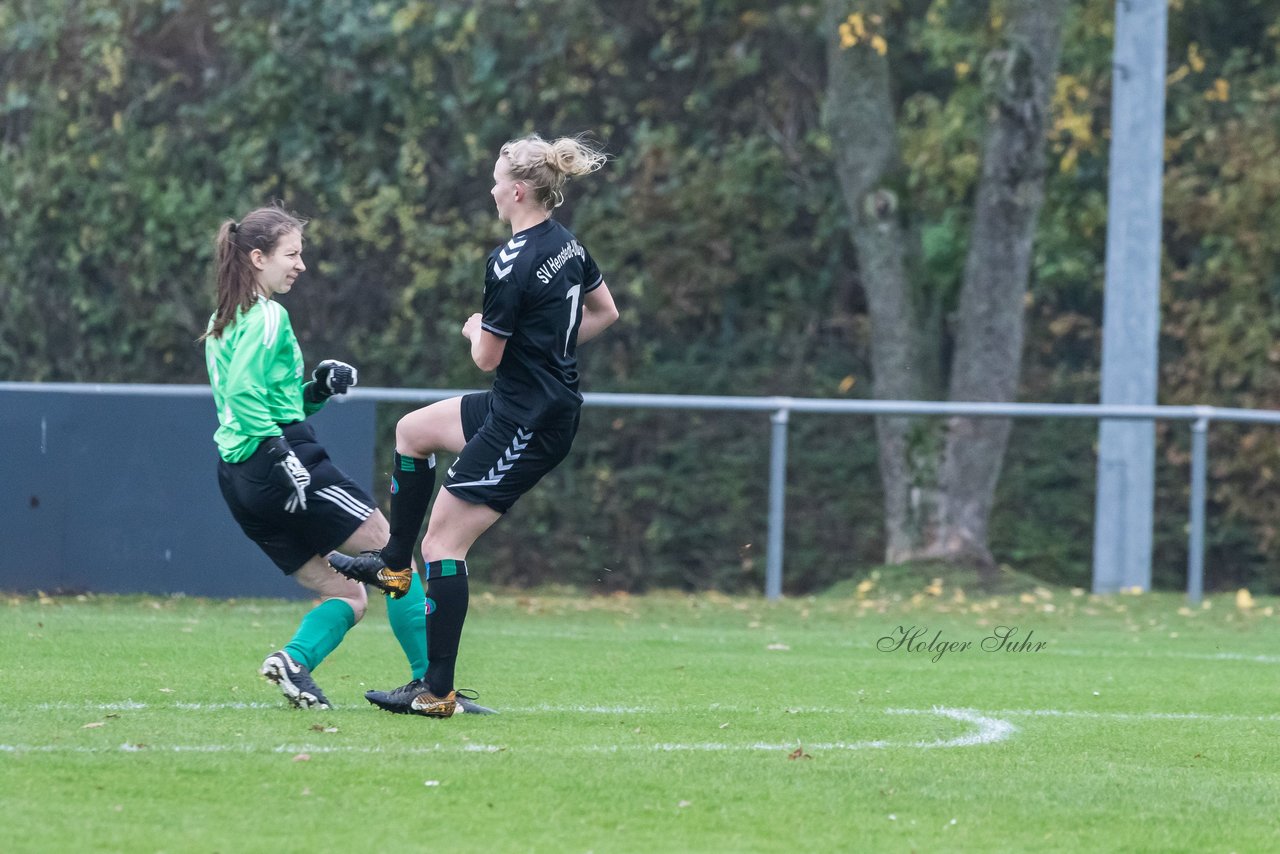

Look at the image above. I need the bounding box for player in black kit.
[331,134,619,717]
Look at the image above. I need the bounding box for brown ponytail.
[201,206,306,340]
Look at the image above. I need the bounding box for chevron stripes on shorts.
[448,427,534,489]
[444,392,579,513]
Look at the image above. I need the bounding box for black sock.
[382,452,435,569]
[424,560,469,697]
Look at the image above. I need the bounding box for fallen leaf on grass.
[788,747,812,761]
[292,753,311,762]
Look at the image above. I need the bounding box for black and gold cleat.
[454,689,498,715]
[364,678,428,715]
[327,550,412,599]
[365,681,497,717]
[364,678,455,718]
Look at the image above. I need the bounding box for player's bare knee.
[395,419,435,458]
[295,558,369,621]
[419,531,439,563]
[420,530,470,564]
[317,576,369,622]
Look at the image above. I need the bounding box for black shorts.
[443,392,578,513]
[217,421,375,574]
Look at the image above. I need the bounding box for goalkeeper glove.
[304,359,358,403]
[264,435,310,512]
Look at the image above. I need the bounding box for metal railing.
[570,394,1278,604]
[7,381,1279,602]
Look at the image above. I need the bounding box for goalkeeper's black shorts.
[443,391,579,514]
[217,421,375,574]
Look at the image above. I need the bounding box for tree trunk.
[824,0,1066,572]
[938,0,1067,570]
[823,0,946,564]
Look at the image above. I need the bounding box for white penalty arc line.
[0,706,1012,755]
[587,708,1016,753]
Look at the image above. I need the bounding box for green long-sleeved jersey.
[205,296,324,463]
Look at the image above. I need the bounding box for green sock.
[385,570,428,680]
[284,598,356,671]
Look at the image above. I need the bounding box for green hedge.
[4,0,1280,591]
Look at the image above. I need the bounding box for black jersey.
[480,218,604,427]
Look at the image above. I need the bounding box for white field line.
[985,708,1280,723]
[1046,648,1280,665]
[7,704,1279,756]
[13,701,1280,724]
[0,706,1012,755]
[19,701,282,712]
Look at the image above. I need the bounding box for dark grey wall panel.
[0,390,377,599]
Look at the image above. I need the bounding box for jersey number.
[564,284,582,357]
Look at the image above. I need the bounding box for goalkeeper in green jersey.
[201,205,434,711]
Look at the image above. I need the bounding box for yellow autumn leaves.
[1168,43,1230,102]
[839,13,888,55]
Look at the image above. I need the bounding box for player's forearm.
[577,308,617,344]
[578,283,619,344]
[465,319,506,372]
[470,335,501,372]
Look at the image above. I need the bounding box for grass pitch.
[3,575,1279,853]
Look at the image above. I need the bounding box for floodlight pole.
[1092,0,1168,593]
